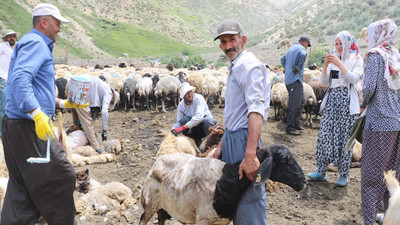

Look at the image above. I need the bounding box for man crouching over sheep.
[212,19,271,224]
[171,82,216,147]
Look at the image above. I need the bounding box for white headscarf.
[366,19,400,91]
[334,31,359,61]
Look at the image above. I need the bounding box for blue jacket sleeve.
[10,39,46,113]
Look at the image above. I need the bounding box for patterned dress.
[315,87,357,176]
[361,53,400,225]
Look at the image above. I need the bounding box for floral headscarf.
[334,31,359,61]
[365,19,400,91]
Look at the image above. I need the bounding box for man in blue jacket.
[1,3,85,225]
[281,36,310,135]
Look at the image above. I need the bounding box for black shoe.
[95,149,103,154]
[295,126,305,130]
[286,129,301,135]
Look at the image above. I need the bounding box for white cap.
[3,30,16,38]
[179,82,196,99]
[32,3,69,23]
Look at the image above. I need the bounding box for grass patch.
[0,0,32,36]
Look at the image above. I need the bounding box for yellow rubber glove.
[32,111,54,140]
[61,100,89,109]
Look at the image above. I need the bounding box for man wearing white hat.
[0,29,17,138]
[172,82,216,147]
[1,3,82,225]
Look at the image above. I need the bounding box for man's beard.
[8,40,15,46]
[184,98,193,105]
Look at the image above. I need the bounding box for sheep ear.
[254,156,273,186]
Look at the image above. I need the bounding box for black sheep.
[139,144,306,225]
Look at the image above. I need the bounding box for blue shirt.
[224,50,270,130]
[6,28,56,119]
[280,43,307,85]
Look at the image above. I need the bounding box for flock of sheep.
[0,53,399,224]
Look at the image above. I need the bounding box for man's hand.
[60,100,89,109]
[32,109,54,140]
[210,144,222,159]
[171,125,186,136]
[238,153,260,182]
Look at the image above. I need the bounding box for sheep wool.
[140,144,306,225]
[383,170,400,225]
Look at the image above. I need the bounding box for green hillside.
[279,0,400,41]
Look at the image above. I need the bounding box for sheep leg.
[156,209,171,225]
[155,97,160,112]
[146,96,150,111]
[139,202,160,225]
[161,95,166,113]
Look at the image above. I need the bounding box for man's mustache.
[225,47,236,54]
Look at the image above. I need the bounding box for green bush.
[183,55,206,68]
[214,61,227,68]
[169,55,185,68]
[307,48,326,68]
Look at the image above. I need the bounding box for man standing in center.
[212,19,270,224]
[281,36,310,135]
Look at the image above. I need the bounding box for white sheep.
[278,38,290,49]
[360,27,368,40]
[139,145,306,225]
[187,71,204,94]
[70,153,116,167]
[0,177,8,211]
[303,68,321,84]
[202,73,220,104]
[383,170,400,225]
[82,180,132,215]
[73,145,98,157]
[270,82,288,121]
[303,83,317,126]
[153,75,180,112]
[156,131,200,157]
[68,130,88,150]
[219,86,227,108]
[0,141,8,178]
[102,139,124,154]
[136,77,153,111]
[53,112,72,162]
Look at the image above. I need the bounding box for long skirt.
[315,87,357,176]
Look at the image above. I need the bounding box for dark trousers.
[286,80,304,131]
[179,115,216,146]
[1,116,76,225]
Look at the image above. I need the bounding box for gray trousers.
[286,80,304,131]
[221,128,267,225]
[1,116,76,225]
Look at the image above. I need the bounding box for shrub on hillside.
[307,48,325,68]
[183,55,206,68]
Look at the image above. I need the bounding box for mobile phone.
[325,48,331,55]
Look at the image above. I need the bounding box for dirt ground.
[67,105,365,225]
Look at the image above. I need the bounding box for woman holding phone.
[307,31,363,187]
